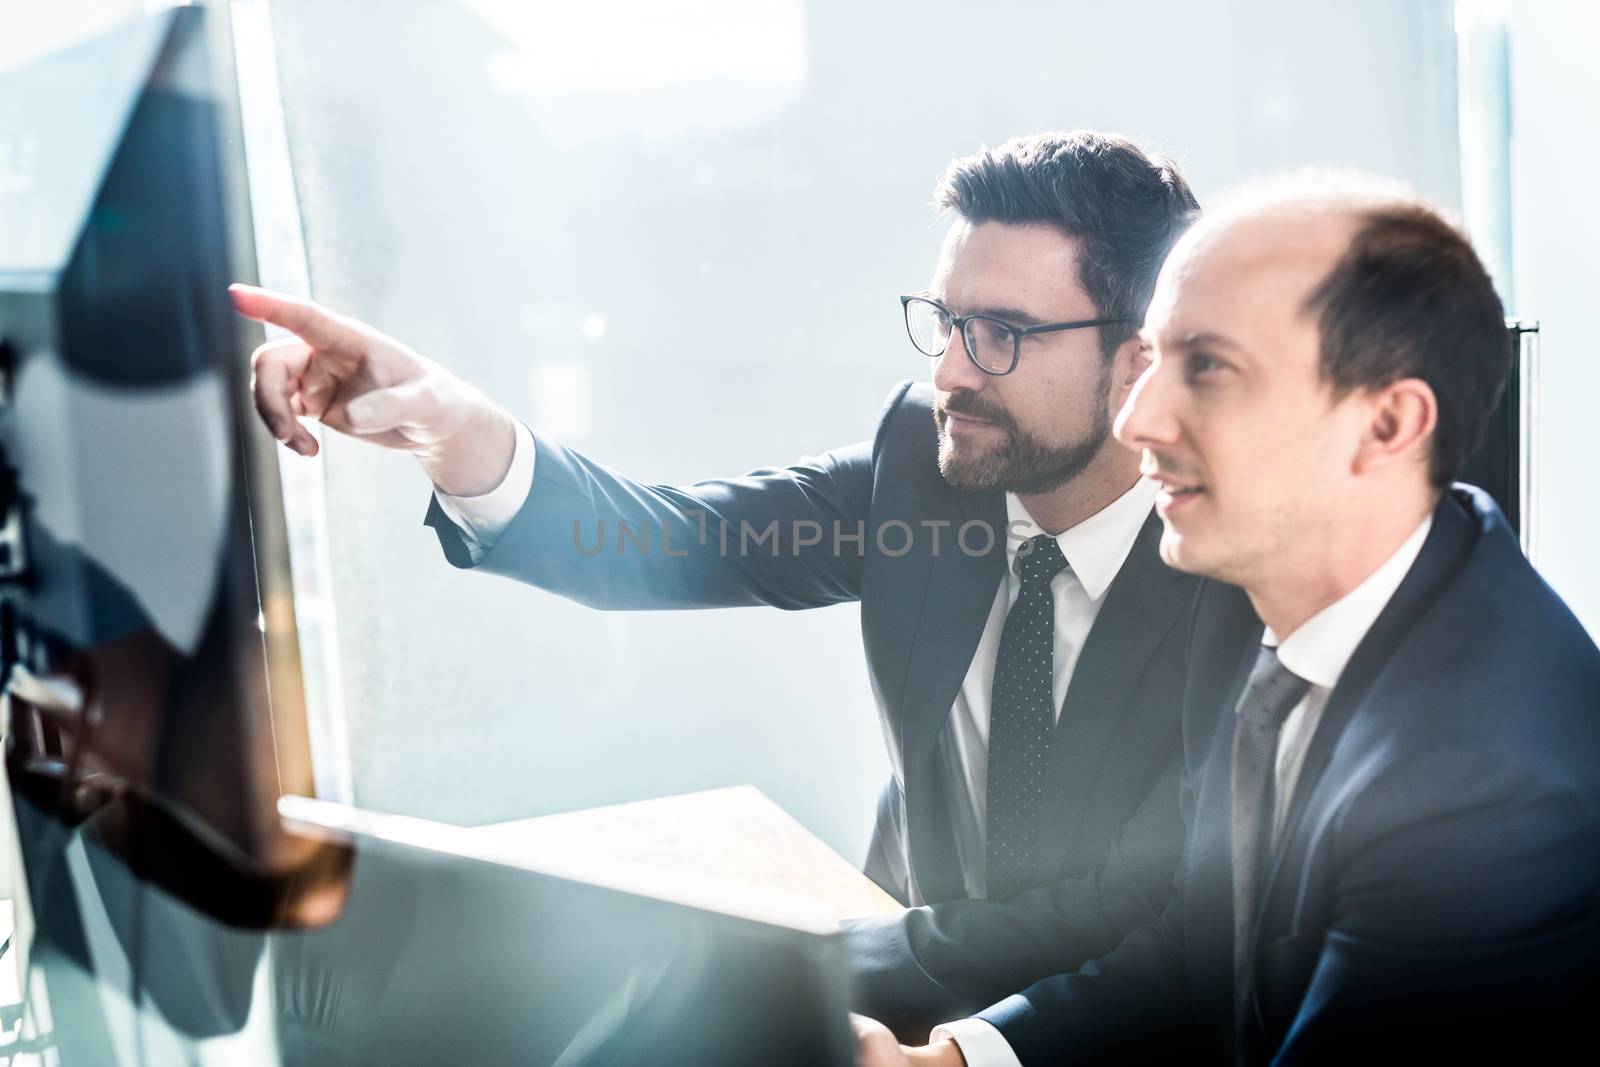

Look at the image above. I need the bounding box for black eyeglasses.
[900,293,1135,376]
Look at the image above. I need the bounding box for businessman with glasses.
[234,130,1202,1037]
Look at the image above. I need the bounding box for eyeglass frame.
[899,293,1137,376]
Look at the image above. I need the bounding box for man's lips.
[942,408,1001,429]
[1152,478,1205,515]
[1143,463,1206,512]
[1154,479,1203,495]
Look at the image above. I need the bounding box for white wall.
[0,1,177,73]
[1508,0,1600,636]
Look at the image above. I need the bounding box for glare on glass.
[899,293,1135,376]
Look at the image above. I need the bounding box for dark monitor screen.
[0,3,333,913]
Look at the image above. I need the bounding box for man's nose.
[1113,359,1180,451]
[931,329,987,394]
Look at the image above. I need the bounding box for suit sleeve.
[1270,739,1600,1064]
[422,382,913,611]
[842,750,1184,1033]
[971,777,1205,1064]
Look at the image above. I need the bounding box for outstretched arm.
[234,283,900,612]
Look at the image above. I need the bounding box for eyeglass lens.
[905,298,1015,373]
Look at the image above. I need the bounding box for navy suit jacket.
[424,381,1200,1028]
[980,486,1600,1064]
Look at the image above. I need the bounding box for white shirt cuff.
[432,420,536,561]
[931,1018,1023,1067]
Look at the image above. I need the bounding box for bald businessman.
[856,177,1600,1066]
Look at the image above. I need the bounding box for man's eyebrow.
[1172,330,1246,352]
[968,304,1048,326]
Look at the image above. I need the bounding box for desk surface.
[474,785,901,925]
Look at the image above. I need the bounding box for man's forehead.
[1150,207,1352,337]
[932,219,1089,311]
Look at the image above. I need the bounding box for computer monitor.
[0,2,345,930]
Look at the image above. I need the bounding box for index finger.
[229,283,365,357]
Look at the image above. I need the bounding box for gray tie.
[1231,646,1310,1064]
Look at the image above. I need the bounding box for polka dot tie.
[985,533,1069,902]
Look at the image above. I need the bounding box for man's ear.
[1354,377,1437,477]
[1111,335,1152,412]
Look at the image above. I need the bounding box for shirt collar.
[1004,478,1158,602]
[1262,515,1433,690]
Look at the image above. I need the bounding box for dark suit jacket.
[424,380,1200,1028]
[980,486,1600,1064]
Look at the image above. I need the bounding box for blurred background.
[2,0,1594,865]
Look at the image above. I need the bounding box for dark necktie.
[1231,645,1311,1064]
[985,533,1068,902]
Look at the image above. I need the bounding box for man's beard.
[934,370,1113,495]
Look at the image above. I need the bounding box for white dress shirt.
[939,479,1159,900]
[937,513,1435,1067]
[432,419,539,563]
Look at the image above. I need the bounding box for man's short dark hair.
[934,130,1201,356]
[1303,200,1509,487]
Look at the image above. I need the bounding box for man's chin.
[937,463,996,492]
[1157,526,1232,581]
[936,441,1004,491]
[1156,530,1199,574]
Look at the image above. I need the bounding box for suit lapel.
[898,487,1009,769]
[1033,511,1194,881]
[1256,493,1478,929]
[899,485,1007,903]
